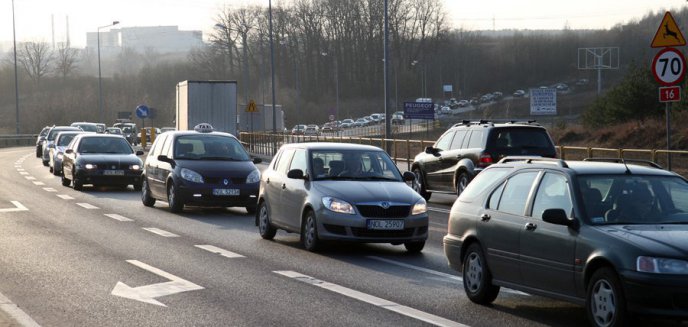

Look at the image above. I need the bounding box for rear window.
[487,127,554,151]
[458,168,511,201]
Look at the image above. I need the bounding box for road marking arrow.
[111,260,203,307]
[0,201,28,213]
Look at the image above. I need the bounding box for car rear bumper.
[443,234,464,271]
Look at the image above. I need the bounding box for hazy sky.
[0,0,685,48]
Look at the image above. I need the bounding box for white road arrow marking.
[0,201,28,213]
[111,260,203,306]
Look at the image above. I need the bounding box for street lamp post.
[321,51,339,123]
[97,21,119,124]
[411,60,427,98]
[12,0,19,134]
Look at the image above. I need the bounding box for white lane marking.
[25,176,36,180]
[430,226,445,233]
[430,221,447,227]
[367,256,529,296]
[142,228,179,237]
[32,181,45,186]
[43,187,57,192]
[0,291,41,327]
[18,171,27,174]
[275,270,468,327]
[0,201,29,213]
[111,260,204,307]
[76,203,99,209]
[104,214,134,222]
[57,194,74,200]
[195,245,245,258]
[367,256,462,282]
[429,207,451,214]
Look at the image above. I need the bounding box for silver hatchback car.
[257,143,429,252]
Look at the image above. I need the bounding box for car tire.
[167,182,184,213]
[257,201,277,240]
[302,210,320,252]
[586,267,627,327]
[456,171,469,196]
[52,166,60,176]
[463,243,500,304]
[42,159,49,167]
[141,179,156,207]
[49,166,53,173]
[72,170,83,191]
[61,172,70,186]
[404,241,425,253]
[412,168,432,201]
[36,147,41,157]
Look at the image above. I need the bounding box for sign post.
[651,11,686,171]
[246,99,257,133]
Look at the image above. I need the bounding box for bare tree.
[17,41,53,84]
[54,43,80,79]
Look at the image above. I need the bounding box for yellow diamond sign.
[651,12,686,48]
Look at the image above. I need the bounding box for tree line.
[0,2,684,133]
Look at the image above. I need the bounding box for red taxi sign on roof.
[651,12,686,48]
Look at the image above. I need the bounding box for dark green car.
[444,157,688,327]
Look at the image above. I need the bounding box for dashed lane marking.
[195,245,245,258]
[142,228,179,237]
[24,176,36,180]
[274,270,468,327]
[57,194,74,200]
[76,203,99,209]
[32,181,45,186]
[104,214,134,222]
[43,188,57,192]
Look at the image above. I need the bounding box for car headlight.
[412,199,427,215]
[84,163,97,170]
[130,164,141,170]
[181,168,204,183]
[322,197,355,215]
[637,256,688,274]
[246,170,260,183]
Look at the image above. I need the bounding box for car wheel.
[167,182,184,213]
[72,169,83,191]
[586,267,627,327]
[36,147,41,157]
[403,241,425,253]
[42,159,49,167]
[141,179,156,207]
[49,166,53,173]
[302,210,320,252]
[258,201,277,240]
[52,166,61,176]
[412,168,432,201]
[61,172,70,186]
[463,243,500,304]
[456,172,469,196]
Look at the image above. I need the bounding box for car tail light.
[479,153,493,167]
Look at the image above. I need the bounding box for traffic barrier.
[240,132,688,176]
[0,135,37,148]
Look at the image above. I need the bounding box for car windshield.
[57,134,77,146]
[48,128,78,140]
[310,149,402,181]
[78,137,133,154]
[174,134,250,161]
[74,124,98,132]
[578,175,688,225]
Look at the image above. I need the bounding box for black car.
[444,157,688,327]
[35,126,50,157]
[140,123,262,214]
[61,134,144,190]
[411,120,556,199]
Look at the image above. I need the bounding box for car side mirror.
[157,155,175,167]
[136,150,144,156]
[252,157,262,164]
[403,171,416,182]
[65,149,74,154]
[542,208,577,229]
[287,169,306,180]
[424,146,434,154]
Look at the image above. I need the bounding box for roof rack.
[452,120,494,128]
[504,120,541,126]
[582,158,663,169]
[498,156,568,168]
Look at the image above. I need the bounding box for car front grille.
[350,227,415,238]
[356,205,410,218]
[204,177,247,185]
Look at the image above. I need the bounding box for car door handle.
[525,223,537,231]
[480,214,491,221]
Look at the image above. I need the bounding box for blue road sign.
[136,105,149,119]
[403,102,434,119]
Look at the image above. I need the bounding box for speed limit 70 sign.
[652,47,686,85]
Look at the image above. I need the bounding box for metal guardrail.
[240,132,688,176]
[0,135,36,148]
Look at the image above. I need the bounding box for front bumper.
[177,181,259,208]
[621,270,688,317]
[314,208,428,243]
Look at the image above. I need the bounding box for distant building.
[86,26,203,55]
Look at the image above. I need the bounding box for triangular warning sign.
[246,99,258,112]
[652,12,686,48]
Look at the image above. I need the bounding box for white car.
[440,106,452,114]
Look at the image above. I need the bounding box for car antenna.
[621,158,632,175]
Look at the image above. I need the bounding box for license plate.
[367,220,404,230]
[213,188,240,196]
[103,170,124,176]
